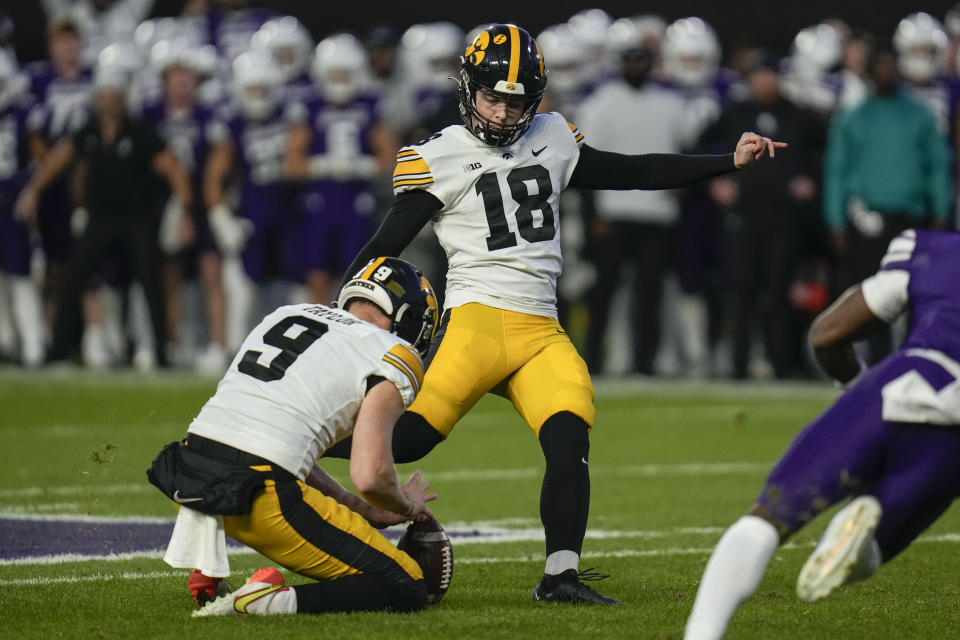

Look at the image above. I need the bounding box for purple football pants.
[757,353,960,561]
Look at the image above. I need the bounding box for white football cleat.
[192,567,289,617]
[796,495,882,603]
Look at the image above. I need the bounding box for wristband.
[399,490,415,517]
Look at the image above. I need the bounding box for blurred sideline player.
[893,12,960,200]
[535,23,596,325]
[25,18,91,327]
[660,17,738,376]
[567,8,617,83]
[577,35,699,376]
[203,50,295,352]
[38,0,155,68]
[202,0,272,68]
[894,12,958,136]
[340,23,784,605]
[250,16,314,104]
[780,23,844,117]
[400,22,464,142]
[364,24,418,139]
[140,41,226,373]
[536,23,592,115]
[685,229,960,640]
[153,257,440,615]
[285,33,396,304]
[0,50,45,366]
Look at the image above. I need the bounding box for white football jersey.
[393,112,584,318]
[188,304,424,480]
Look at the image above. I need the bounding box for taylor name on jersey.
[393,112,584,319]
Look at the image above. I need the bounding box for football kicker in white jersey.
[393,112,584,319]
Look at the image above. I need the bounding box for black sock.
[538,411,591,564]
[293,574,427,613]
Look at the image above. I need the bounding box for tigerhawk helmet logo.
[456,24,547,147]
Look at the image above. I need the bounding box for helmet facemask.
[392,300,437,358]
[457,71,543,147]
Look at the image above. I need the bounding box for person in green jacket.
[823,44,953,363]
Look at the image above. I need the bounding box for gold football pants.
[408,303,595,437]
[223,475,423,584]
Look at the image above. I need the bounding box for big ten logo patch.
[465,31,490,65]
[463,162,482,172]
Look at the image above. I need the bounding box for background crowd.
[0,0,955,378]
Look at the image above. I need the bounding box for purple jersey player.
[207,102,293,280]
[25,18,91,271]
[141,46,230,373]
[285,32,395,303]
[904,76,960,180]
[685,229,960,640]
[204,0,273,66]
[0,54,46,368]
[0,91,34,277]
[141,100,215,196]
[250,16,314,105]
[204,51,297,352]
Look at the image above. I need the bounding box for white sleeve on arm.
[860,270,910,322]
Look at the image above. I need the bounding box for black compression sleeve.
[568,144,737,191]
[342,189,443,285]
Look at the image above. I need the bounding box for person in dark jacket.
[700,55,821,378]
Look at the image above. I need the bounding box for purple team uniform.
[907,77,960,203]
[295,93,381,278]
[282,73,314,106]
[26,63,92,265]
[0,100,33,276]
[205,8,273,64]
[758,229,960,560]
[905,76,960,141]
[212,104,294,282]
[139,100,217,252]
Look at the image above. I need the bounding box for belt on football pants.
[185,434,296,482]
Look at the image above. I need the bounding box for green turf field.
[2,372,959,639]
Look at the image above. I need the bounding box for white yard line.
[0,548,250,566]
[0,570,185,586]
[0,513,175,523]
[0,368,837,397]
[5,532,960,586]
[0,527,717,566]
[0,461,771,503]
[0,484,156,499]
[592,377,838,399]
[3,517,959,569]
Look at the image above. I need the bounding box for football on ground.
[397,517,454,604]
